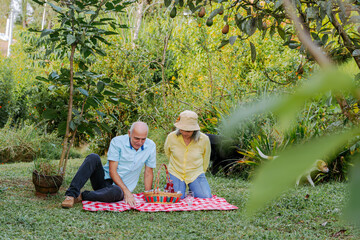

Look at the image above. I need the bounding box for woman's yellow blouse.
[164,131,211,184]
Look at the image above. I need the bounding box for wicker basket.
[143,164,182,204]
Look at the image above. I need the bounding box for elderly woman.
[164,110,212,199]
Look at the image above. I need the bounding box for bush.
[0,59,14,127]
[0,119,81,163]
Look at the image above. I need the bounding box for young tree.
[31,0,131,175]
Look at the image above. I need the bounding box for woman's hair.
[175,129,200,142]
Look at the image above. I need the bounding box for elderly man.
[61,121,156,208]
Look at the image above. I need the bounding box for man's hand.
[109,161,136,206]
[124,189,136,206]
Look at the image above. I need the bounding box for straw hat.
[174,110,200,131]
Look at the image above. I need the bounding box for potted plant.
[32,159,63,196]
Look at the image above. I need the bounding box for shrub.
[0,59,14,127]
[0,119,81,163]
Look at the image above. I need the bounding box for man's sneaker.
[61,196,75,208]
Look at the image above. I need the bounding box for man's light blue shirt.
[103,135,156,192]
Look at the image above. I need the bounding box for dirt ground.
[0,40,8,56]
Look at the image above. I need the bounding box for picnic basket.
[143,164,182,204]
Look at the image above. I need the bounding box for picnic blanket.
[82,193,238,212]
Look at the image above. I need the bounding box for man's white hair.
[130,121,149,134]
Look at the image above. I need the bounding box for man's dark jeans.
[65,153,124,202]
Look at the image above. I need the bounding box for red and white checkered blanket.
[82,193,238,212]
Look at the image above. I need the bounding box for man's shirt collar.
[129,139,145,151]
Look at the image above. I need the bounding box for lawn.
[0,154,359,239]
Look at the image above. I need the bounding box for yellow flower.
[172,76,176,80]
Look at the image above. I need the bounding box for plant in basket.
[32,158,63,196]
[143,164,182,204]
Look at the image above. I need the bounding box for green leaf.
[36,76,49,82]
[250,41,256,62]
[115,5,126,12]
[105,2,115,10]
[72,108,80,115]
[229,36,237,45]
[100,18,115,22]
[42,109,58,119]
[93,126,102,136]
[164,0,171,8]
[78,87,89,97]
[83,48,94,59]
[352,49,360,57]
[69,120,76,131]
[325,0,333,21]
[343,159,360,228]
[321,34,328,45]
[86,97,99,108]
[102,78,111,84]
[84,10,96,14]
[209,7,223,19]
[49,71,60,81]
[103,90,116,96]
[269,25,276,38]
[58,121,67,135]
[245,18,257,36]
[48,2,62,13]
[103,31,118,35]
[110,113,119,122]
[170,6,177,18]
[306,7,318,20]
[188,1,195,12]
[95,48,107,56]
[97,81,105,93]
[96,110,106,117]
[66,34,77,45]
[274,0,283,11]
[277,26,286,40]
[32,0,45,5]
[246,127,360,215]
[218,40,230,49]
[93,36,111,45]
[107,97,119,104]
[118,97,132,105]
[40,29,54,38]
[311,32,320,41]
[99,122,112,133]
[111,83,124,89]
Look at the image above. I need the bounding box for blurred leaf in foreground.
[246,128,360,215]
[219,68,358,216]
[220,69,355,137]
[343,157,360,228]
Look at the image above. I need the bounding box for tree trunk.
[329,11,360,69]
[160,32,171,107]
[132,0,145,46]
[41,1,47,30]
[284,0,359,124]
[22,0,28,28]
[58,44,76,175]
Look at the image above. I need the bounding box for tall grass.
[0,120,81,163]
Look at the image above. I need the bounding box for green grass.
[0,154,359,239]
